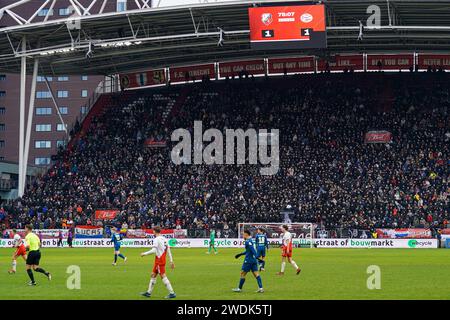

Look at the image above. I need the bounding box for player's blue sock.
[238,278,245,289]
[118,254,125,259]
[262,260,266,268]
[256,276,263,289]
[114,254,118,263]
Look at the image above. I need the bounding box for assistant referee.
[24,224,52,285]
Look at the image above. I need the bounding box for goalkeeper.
[206,229,218,254]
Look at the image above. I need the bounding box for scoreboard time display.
[248,5,327,50]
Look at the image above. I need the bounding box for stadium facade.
[0,72,101,165]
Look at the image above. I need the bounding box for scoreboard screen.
[248,5,326,50]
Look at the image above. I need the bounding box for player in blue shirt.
[232,230,264,293]
[255,228,269,271]
[111,227,127,266]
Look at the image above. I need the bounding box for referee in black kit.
[24,224,52,286]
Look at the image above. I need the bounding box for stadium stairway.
[162,86,190,125]
[67,87,184,150]
[378,78,395,113]
[67,90,138,150]
[370,73,396,113]
[153,93,176,124]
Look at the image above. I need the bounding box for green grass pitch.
[1,247,449,300]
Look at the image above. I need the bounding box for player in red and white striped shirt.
[8,229,27,274]
[140,226,176,299]
[277,225,301,276]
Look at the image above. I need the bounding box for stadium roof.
[1,0,450,75]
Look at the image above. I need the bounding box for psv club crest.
[261,13,273,26]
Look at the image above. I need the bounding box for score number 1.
[262,30,275,38]
[301,28,312,36]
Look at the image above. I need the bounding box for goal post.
[237,222,315,248]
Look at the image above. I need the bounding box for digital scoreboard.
[248,5,326,50]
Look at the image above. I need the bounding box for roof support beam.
[18,37,26,198]
[386,0,392,27]
[27,0,52,24]
[44,76,68,137]
[22,57,39,191]
[135,0,152,9]
[189,8,201,35]
[44,0,57,22]
[99,0,108,14]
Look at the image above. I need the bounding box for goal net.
[237,222,315,248]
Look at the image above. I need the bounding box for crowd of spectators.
[2,72,448,237]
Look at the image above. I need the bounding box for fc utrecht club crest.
[261,13,273,26]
